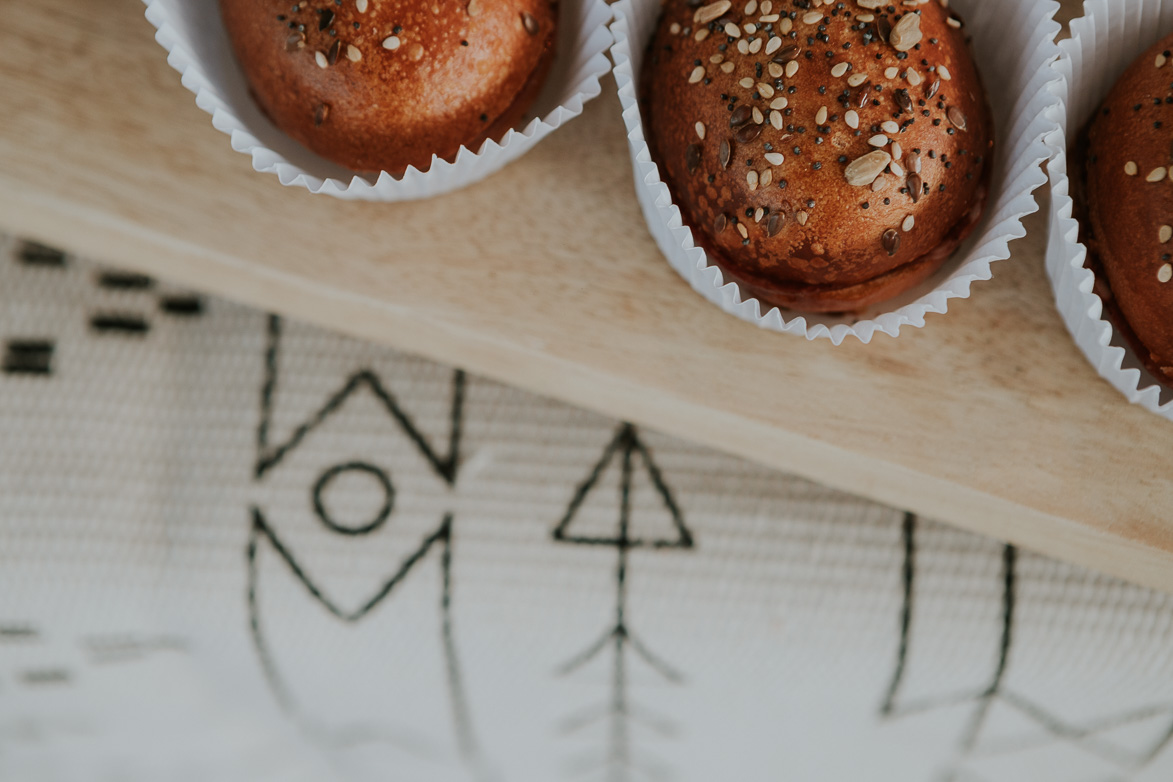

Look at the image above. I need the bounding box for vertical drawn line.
[246,513,293,713]
[439,517,482,771]
[881,512,917,716]
[958,544,1016,754]
[553,424,691,781]
[878,526,1173,772]
[445,370,466,485]
[610,624,628,782]
[606,428,635,781]
[553,424,690,549]
[249,508,485,775]
[615,427,633,630]
[989,545,1017,695]
[256,314,281,475]
[249,314,482,777]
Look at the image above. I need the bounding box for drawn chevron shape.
[552,423,694,782]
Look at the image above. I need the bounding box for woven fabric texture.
[1,234,1172,782]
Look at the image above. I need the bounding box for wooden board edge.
[4,177,1170,594]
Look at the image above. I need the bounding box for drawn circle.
[312,462,394,536]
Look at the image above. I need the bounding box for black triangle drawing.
[552,423,693,550]
[550,423,694,782]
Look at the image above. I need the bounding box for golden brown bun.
[1081,31,1173,384]
[640,0,994,314]
[219,0,558,174]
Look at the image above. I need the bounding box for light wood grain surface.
[5,0,1169,591]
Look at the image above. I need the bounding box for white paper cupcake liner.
[611,0,1062,344]
[1046,0,1173,419]
[143,0,613,202]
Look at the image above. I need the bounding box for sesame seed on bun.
[220,0,558,174]
[1076,31,1173,386]
[641,0,994,314]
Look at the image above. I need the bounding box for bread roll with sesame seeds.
[220,0,557,174]
[1076,31,1173,386]
[641,0,994,314]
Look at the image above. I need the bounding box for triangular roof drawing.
[553,423,693,549]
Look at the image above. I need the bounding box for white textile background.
[2,234,1173,782]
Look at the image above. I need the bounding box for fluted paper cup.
[1046,0,1173,420]
[611,0,1061,344]
[143,0,613,201]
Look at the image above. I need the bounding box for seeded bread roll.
[220,0,558,174]
[641,0,994,314]
[1077,32,1173,385]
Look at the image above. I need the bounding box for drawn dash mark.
[17,241,65,267]
[19,669,71,686]
[0,624,39,640]
[2,340,54,375]
[880,512,916,716]
[90,314,150,335]
[159,295,203,316]
[97,271,154,290]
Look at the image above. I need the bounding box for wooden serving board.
[4,0,1168,591]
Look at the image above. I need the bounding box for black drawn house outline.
[247,314,482,770]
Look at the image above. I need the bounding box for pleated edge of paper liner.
[611,0,1063,344]
[1045,0,1173,418]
